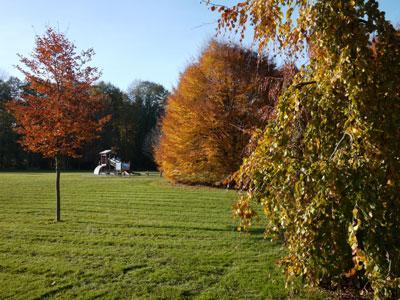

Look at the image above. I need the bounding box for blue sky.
[0,0,399,91]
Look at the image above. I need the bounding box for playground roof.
[99,149,112,154]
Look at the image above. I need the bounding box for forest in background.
[1,1,400,294]
[0,77,168,171]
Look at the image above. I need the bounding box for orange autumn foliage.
[155,40,279,185]
[7,28,109,159]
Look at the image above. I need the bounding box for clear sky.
[0,0,399,91]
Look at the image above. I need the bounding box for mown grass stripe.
[0,172,323,299]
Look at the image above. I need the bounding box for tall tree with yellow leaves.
[155,40,279,185]
[210,0,400,296]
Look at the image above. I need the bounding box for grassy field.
[0,172,323,299]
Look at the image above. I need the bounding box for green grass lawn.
[0,172,323,299]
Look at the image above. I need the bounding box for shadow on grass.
[32,284,74,300]
[76,220,267,238]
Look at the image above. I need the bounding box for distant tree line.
[0,77,168,171]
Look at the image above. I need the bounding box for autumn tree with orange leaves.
[155,40,279,185]
[7,28,109,222]
[209,0,400,297]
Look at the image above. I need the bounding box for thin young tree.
[7,27,109,222]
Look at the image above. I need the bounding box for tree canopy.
[155,40,280,185]
[7,28,109,159]
[0,77,25,169]
[212,0,400,297]
[0,79,168,171]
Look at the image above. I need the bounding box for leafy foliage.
[0,77,26,168]
[0,78,169,171]
[155,40,279,185]
[212,0,400,297]
[127,81,169,170]
[6,27,109,221]
[7,27,109,159]
[81,81,168,170]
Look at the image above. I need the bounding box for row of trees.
[0,73,168,171]
[0,77,28,168]
[80,80,168,171]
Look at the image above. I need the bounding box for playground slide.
[94,164,107,175]
[109,158,122,171]
[109,158,121,167]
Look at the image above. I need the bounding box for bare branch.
[294,81,317,89]
[329,132,353,160]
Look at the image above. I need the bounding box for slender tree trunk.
[55,156,61,222]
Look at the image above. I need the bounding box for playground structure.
[93,150,131,175]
